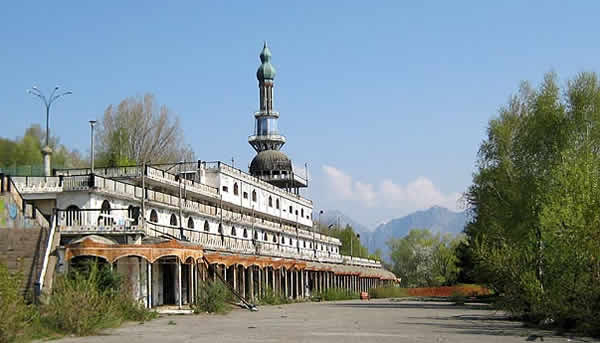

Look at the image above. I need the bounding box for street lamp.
[27,86,72,147]
[89,120,96,173]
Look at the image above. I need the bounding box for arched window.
[252,190,257,202]
[187,217,194,229]
[65,205,81,226]
[289,205,293,213]
[204,220,210,232]
[170,214,178,227]
[127,205,139,226]
[245,228,249,238]
[218,223,223,234]
[301,208,304,217]
[149,209,158,223]
[276,199,280,209]
[268,196,273,207]
[99,200,113,226]
[273,234,277,243]
[231,226,236,236]
[310,242,313,249]
[303,240,306,248]
[233,183,239,196]
[263,232,268,241]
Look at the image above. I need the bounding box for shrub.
[0,262,33,343]
[259,286,290,305]
[43,262,155,336]
[314,288,358,301]
[369,286,409,299]
[192,280,231,314]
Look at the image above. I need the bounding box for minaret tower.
[249,42,285,152]
[248,42,307,192]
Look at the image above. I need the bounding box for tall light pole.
[89,120,97,173]
[28,86,72,176]
[27,86,72,148]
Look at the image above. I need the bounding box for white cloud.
[322,165,461,215]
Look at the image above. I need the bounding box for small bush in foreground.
[43,262,155,336]
[0,262,34,343]
[258,286,290,305]
[193,280,231,314]
[369,286,409,299]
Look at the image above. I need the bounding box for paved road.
[56,299,595,343]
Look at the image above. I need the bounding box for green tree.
[0,124,86,173]
[96,93,194,166]
[388,228,463,287]
[320,224,369,258]
[465,72,600,333]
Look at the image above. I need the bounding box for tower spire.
[250,42,283,153]
[248,42,308,190]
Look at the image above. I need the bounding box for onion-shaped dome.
[249,150,291,175]
[257,42,276,81]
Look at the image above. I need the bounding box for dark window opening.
[149,209,158,223]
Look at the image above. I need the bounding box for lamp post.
[28,86,72,176]
[89,120,96,173]
[27,86,72,148]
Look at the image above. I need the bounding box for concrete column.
[299,270,304,298]
[232,264,238,292]
[177,258,182,309]
[248,266,254,301]
[258,267,262,299]
[191,263,195,303]
[147,262,152,308]
[241,266,246,299]
[284,269,289,298]
[42,146,52,177]
[271,268,276,294]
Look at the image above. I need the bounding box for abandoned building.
[0,43,397,308]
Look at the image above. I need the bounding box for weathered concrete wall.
[0,193,44,229]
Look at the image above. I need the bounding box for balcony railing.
[205,161,313,207]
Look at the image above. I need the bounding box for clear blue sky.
[1,1,598,227]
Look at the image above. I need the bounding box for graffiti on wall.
[0,195,39,229]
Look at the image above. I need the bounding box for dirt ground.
[55,299,596,343]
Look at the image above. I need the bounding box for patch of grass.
[192,280,232,314]
[258,286,291,305]
[313,288,359,301]
[0,262,35,343]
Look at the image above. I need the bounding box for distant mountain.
[365,206,467,261]
[317,210,371,234]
